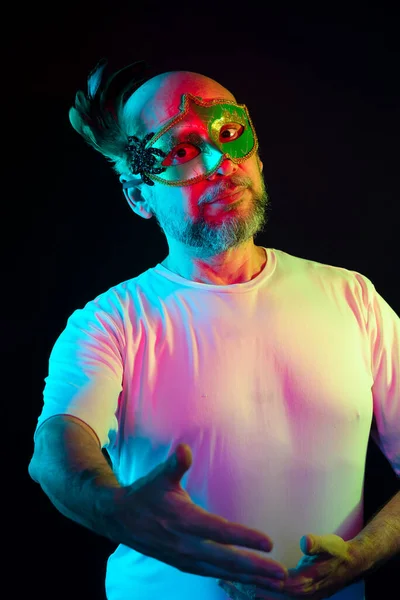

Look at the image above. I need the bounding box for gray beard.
[152,181,270,259]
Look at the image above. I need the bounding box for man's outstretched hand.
[103,443,288,591]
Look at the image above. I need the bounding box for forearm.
[28,416,121,537]
[350,490,400,576]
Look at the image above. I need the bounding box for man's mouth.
[208,187,247,204]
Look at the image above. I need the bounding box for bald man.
[28,60,400,600]
[119,69,269,285]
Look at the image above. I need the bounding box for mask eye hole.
[219,123,244,142]
[162,143,201,167]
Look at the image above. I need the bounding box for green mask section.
[147,94,258,186]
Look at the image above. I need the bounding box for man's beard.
[151,175,270,259]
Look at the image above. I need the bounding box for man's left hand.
[260,533,363,599]
[218,534,364,599]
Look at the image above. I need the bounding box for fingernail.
[270,580,284,591]
[261,541,272,551]
[276,572,286,580]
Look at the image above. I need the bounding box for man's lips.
[207,187,247,204]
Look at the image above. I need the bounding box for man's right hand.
[102,443,288,593]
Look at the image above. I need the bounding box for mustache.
[199,174,253,205]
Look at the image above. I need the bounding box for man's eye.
[162,143,201,167]
[220,123,244,142]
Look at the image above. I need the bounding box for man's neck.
[161,244,267,285]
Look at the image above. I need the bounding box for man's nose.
[207,157,238,179]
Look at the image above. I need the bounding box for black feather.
[69,59,153,160]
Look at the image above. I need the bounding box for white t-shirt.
[35,247,400,600]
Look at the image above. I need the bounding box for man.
[29,60,399,600]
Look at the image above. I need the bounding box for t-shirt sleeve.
[34,293,124,449]
[367,280,400,478]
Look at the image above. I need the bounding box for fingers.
[179,559,286,590]
[222,521,274,554]
[180,505,274,553]
[197,539,288,581]
[169,504,286,579]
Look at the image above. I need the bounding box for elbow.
[28,453,41,484]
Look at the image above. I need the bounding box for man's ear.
[120,175,153,220]
[257,154,263,173]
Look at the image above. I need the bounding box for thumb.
[300,533,347,556]
[165,443,193,483]
[300,534,319,555]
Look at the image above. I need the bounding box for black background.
[5,2,399,599]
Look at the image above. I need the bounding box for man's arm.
[28,415,121,535]
[350,490,400,576]
[29,415,293,591]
